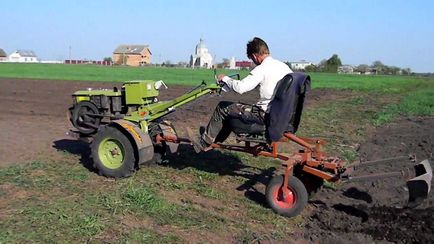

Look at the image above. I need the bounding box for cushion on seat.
[228,117,266,135]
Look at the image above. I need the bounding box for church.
[190,39,213,69]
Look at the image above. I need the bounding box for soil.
[303,116,434,244]
[0,77,432,243]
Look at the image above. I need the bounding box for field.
[0,63,433,243]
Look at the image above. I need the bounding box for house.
[190,39,213,69]
[0,48,7,61]
[235,60,254,70]
[338,65,354,74]
[290,60,314,71]
[8,50,39,63]
[112,45,152,66]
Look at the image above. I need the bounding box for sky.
[1,0,433,72]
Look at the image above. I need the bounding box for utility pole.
[69,46,72,61]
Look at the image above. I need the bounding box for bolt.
[110,148,119,156]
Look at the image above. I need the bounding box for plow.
[68,73,432,217]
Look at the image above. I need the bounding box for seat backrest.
[266,72,311,142]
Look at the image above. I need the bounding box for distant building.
[64,60,112,66]
[229,57,236,69]
[8,50,39,63]
[338,65,354,74]
[235,60,254,70]
[113,44,152,66]
[190,39,213,69]
[290,60,314,71]
[0,48,7,61]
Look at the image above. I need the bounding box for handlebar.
[227,73,240,80]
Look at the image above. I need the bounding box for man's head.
[246,37,270,65]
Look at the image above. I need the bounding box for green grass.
[374,85,434,125]
[309,73,431,92]
[0,63,432,92]
[0,63,249,85]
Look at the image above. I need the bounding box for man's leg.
[189,102,264,153]
[188,101,236,153]
[201,101,236,145]
[203,102,264,144]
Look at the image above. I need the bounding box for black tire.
[71,101,101,135]
[91,126,136,178]
[266,175,308,217]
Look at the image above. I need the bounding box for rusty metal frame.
[157,132,348,183]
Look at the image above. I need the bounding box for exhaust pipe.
[406,159,432,208]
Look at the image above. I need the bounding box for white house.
[8,50,39,63]
[290,60,314,71]
[190,39,213,69]
[337,65,354,74]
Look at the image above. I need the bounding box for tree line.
[290,54,413,75]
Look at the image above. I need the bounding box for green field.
[0,63,433,242]
[0,63,239,85]
[0,63,433,92]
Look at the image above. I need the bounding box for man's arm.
[220,69,264,94]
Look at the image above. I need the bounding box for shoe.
[186,127,208,153]
[199,126,206,136]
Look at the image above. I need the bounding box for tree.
[372,60,385,74]
[388,66,401,75]
[356,64,369,73]
[222,58,230,68]
[162,60,172,67]
[402,67,412,75]
[318,59,328,72]
[177,61,188,67]
[305,65,317,72]
[325,54,342,73]
[103,57,112,62]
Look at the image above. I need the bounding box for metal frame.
[157,131,348,185]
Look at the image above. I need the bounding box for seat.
[229,117,266,135]
[228,72,311,141]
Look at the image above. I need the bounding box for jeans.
[201,101,265,144]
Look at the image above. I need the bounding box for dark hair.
[246,37,270,58]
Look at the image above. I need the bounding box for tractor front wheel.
[91,126,136,178]
[265,175,308,217]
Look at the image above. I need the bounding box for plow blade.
[341,158,432,207]
[406,159,432,208]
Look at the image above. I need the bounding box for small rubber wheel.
[91,126,136,178]
[71,101,101,135]
[266,175,308,217]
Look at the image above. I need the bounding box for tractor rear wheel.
[71,101,101,135]
[266,175,308,217]
[91,126,136,178]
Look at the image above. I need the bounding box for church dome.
[196,39,207,51]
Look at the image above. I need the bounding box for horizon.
[1,0,433,72]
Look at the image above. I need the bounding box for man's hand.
[217,74,226,82]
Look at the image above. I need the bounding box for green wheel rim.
[98,137,125,169]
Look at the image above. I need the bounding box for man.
[188,37,293,152]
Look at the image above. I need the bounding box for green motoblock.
[69,79,221,178]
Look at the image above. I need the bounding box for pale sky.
[1,0,433,72]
